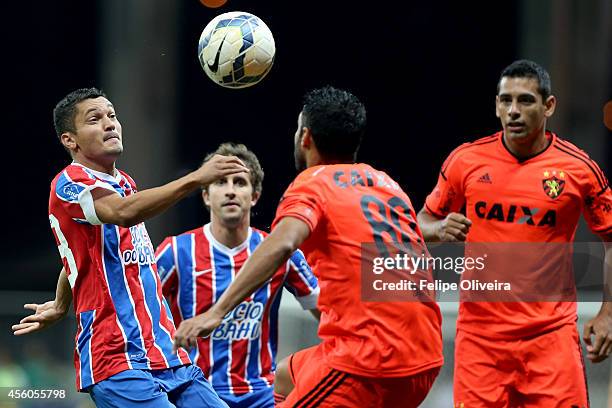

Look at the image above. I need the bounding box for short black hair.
[301,86,367,161]
[498,60,552,100]
[53,87,106,139]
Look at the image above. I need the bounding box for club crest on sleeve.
[542,170,565,199]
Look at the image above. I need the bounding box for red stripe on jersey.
[74,320,83,390]
[155,278,191,365]
[194,229,213,374]
[229,249,252,394]
[259,272,285,386]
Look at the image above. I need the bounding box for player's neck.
[73,156,117,176]
[209,218,250,249]
[503,130,550,160]
[308,153,354,167]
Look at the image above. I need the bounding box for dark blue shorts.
[88,365,228,408]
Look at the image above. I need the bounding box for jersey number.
[360,195,420,257]
[49,214,78,288]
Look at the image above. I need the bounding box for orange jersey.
[273,163,443,377]
[425,131,612,339]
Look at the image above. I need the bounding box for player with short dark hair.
[173,86,444,407]
[156,142,319,408]
[418,60,612,407]
[12,87,251,407]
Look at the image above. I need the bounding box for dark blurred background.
[2,0,610,290]
[0,0,610,406]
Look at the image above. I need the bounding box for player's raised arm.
[417,208,472,242]
[173,216,310,351]
[93,154,249,227]
[12,267,72,336]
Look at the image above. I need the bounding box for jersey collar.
[500,130,556,163]
[203,223,253,256]
[71,162,121,183]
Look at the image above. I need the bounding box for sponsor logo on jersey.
[212,300,264,341]
[122,224,156,265]
[474,201,556,227]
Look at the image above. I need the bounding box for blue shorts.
[218,387,274,408]
[89,365,229,408]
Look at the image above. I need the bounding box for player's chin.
[220,211,243,224]
[104,145,124,156]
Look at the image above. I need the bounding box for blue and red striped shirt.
[48,163,191,391]
[156,223,319,396]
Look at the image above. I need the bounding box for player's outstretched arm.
[173,217,310,351]
[94,155,249,227]
[583,242,612,363]
[417,207,472,242]
[12,267,72,336]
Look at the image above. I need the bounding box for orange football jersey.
[425,131,612,339]
[273,163,443,377]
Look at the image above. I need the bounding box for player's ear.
[251,190,261,206]
[202,189,211,207]
[544,95,556,118]
[301,128,312,149]
[61,132,77,151]
[495,96,501,118]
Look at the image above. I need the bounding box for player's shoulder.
[50,163,94,203]
[166,225,204,241]
[250,226,268,238]
[447,132,501,160]
[117,169,137,188]
[52,163,92,185]
[284,165,331,195]
[292,165,330,183]
[552,134,600,165]
[551,134,608,184]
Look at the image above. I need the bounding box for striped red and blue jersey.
[155,223,319,396]
[48,163,191,391]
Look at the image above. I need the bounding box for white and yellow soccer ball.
[198,11,275,89]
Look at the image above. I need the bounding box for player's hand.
[583,304,612,363]
[195,155,249,187]
[11,301,68,336]
[436,212,472,242]
[173,310,223,353]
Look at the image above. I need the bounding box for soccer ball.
[198,11,275,89]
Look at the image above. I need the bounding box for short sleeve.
[155,237,178,298]
[272,174,326,232]
[582,163,612,240]
[424,149,466,218]
[53,167,119,225]
[283,249,319,310]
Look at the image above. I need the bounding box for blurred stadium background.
[1,0,610,406]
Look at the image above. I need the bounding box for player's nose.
[103,116,116,131]
[508,100,520,117]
